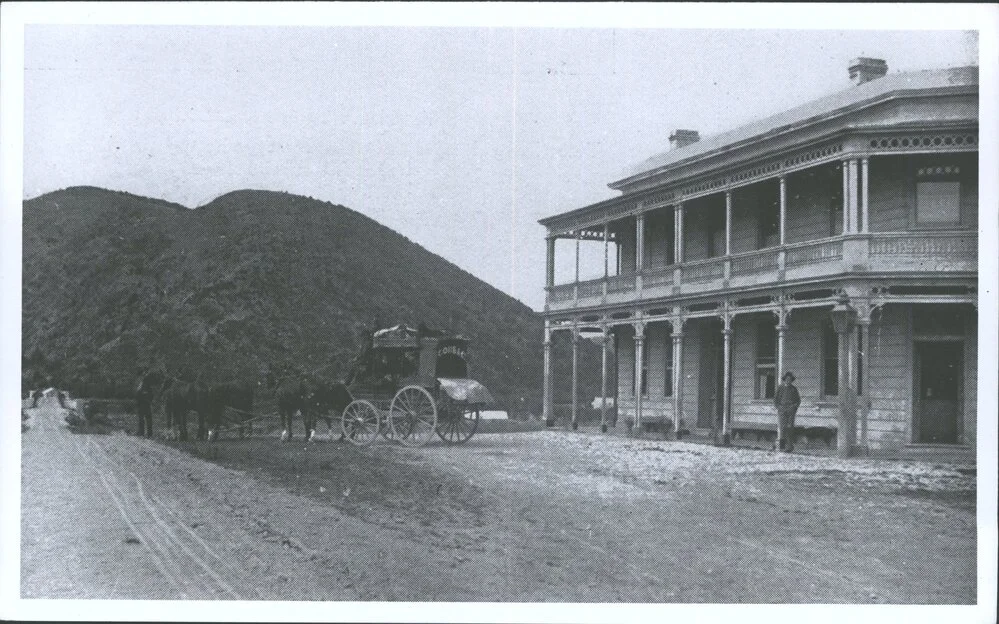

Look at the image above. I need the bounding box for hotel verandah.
[539,59,978,454]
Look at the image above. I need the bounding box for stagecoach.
[339,325,494,447]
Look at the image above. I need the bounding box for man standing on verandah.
[774,371,801,453]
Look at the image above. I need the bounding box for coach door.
[913,341,962,444]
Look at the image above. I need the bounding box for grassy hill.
[22,187,605,412]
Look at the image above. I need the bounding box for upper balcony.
[543,152,979,314]
[545,230,977,314]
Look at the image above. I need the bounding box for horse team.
[135,370,352,442]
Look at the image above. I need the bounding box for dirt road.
[21,400,976,603]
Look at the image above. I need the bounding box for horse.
[163,378,198,442]
[202,380,256,439]
[302,378,353,441]
[268,372,306,442]
[222,380,256,437]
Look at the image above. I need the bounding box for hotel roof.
[611,65,978,190]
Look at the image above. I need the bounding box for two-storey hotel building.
[539,59,978,453]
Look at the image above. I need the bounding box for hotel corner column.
[573,231,581,303]
[858,311,871,452]
[542,321,553,424]
[675,204,685,264]
[848,159,860,234]
[603,222,610,277]
[725,191,732,255]
[861,158,870,233]
[842,158,860,234]
[545,236,555,289]
[842,160,851,234]
[836,320,849,456]
[634,322,645,434]
[635,213,645,293]
[775,307,789,449]
[672,317,685,436]
[836,314,859,458]
[779,176,787,245]
[600,326,610,431]
[571,326,579,430]
[721,309,733,445]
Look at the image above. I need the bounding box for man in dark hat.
[135,369,156,438]
[774,371,801,452]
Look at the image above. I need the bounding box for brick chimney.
[669,129,700,150]
[849,57,888,86]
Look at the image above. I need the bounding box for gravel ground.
[20,401,976,605]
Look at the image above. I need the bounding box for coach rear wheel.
[389,386,437,447]
[341,400,380,446]
[436,400,480,444]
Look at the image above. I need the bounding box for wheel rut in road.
[71,434,251,599]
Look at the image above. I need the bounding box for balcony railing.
[731,248,779,275]
[548,283,574,302]
[608,273,636,293]
[785,238,843,265]
[545,231,977,309]
[868,231,977,273]
[643,266,674,288]
[578,279,604,298]
[683,258,725,282]
[869,232,976,258]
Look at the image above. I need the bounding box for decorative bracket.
[633,321,647,340]
[869,285,890,313]
[668,306,688,335]
[771,292,794,328]
[719,300,737,333]
[855,300,873,326]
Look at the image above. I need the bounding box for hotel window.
[915,165,961,225]
[664,329,674,397]
[822,322,838,396]
[755,320,776,400]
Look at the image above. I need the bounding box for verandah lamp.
[829,294,857,457]
[829,294,857,335]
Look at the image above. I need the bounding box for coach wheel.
[389,386,437,447]
[436,398,480,444]
[341,400,380,446]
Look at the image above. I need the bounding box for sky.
[17,13,981,312]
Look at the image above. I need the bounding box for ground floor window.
[755,319,776,399]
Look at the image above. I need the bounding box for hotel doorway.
[913,341,962,444]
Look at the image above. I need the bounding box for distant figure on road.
[774,371,801,452]
[135,371,155,438]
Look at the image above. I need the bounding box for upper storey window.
[915,165,961,225]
